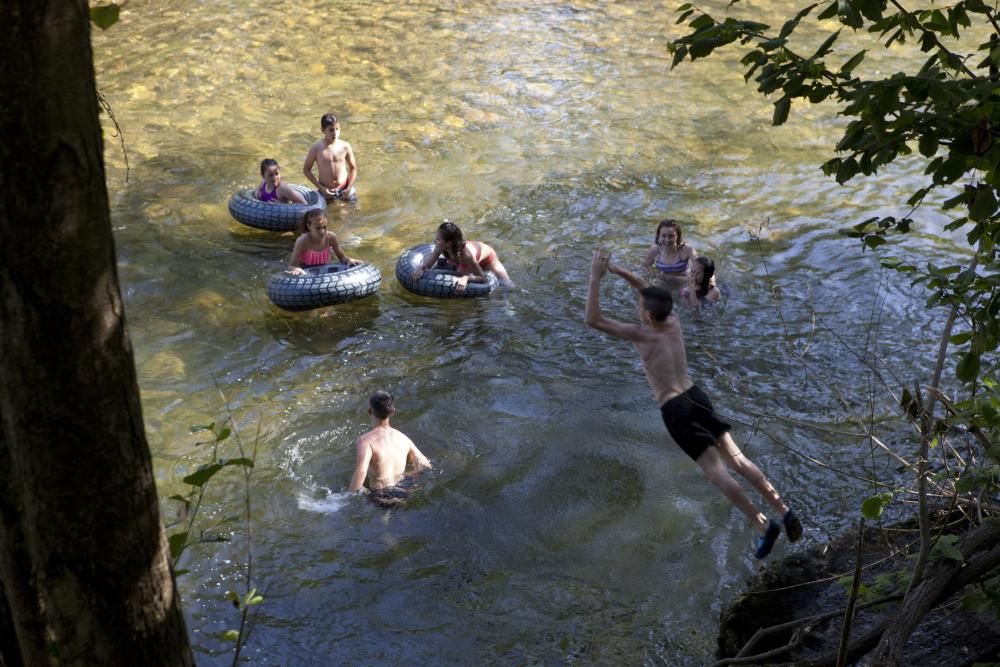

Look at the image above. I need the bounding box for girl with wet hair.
[642,219,697,276]
[682,256,722,306]
[257,158,307,204]
[409,221,514,291]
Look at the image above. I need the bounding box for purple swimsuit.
[257,182,279,202]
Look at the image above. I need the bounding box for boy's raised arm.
[586,248,644,341]
[609,263,647,291]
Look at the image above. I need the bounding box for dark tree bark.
[866,519,1000,666]
[0,2,192,665]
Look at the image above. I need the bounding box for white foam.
[297,491,351,514]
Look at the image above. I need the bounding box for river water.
[92,1,972,664]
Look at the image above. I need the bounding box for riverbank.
[716,514,1000,665]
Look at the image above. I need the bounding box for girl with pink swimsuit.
[287,209,361,274]
[409,221,515,292]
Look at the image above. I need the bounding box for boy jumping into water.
[584,247,801,558]
[304,112,358,200]
[348,391,431,505]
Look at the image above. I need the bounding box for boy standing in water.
[348,391,431,505]
[584,247,801,558]
[303,112,358,200]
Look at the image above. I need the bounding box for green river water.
[91,1,972,663]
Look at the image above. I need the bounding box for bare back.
[352,425,426,491]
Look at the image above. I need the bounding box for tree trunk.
[0,2,192,665]
[866,519,1000,666]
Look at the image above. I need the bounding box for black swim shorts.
[660,385,732,461]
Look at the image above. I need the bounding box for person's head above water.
[692,256,716,299]
[639,285,674,322]
[437,221,465,256]
[654,219,683,247]
[259,158,279,178]
[298,208,327,236]
[320,113,339,130]
[369,390,396,420]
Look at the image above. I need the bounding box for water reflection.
[93,0,964,663]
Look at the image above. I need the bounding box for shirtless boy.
[584,247,802,558]
[303,113,357,200]
[348,391,431,501]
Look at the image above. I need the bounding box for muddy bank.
[717,517,1000,665]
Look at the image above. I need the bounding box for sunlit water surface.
[93,1,974,664]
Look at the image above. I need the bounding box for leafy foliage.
[671,0,999,393]
[89,3,120,30]
[669,0,1000,644]
[167,416,261,664]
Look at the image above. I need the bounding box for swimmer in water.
[409,221,515,291]
[642,219,697,278]
[348,390,431,507]
[303,113,358,201]
[681,256,722,307]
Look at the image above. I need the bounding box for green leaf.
[689,14,715,32]
[226,590,241,604]
[811,30,841,59]
[838,0,863,29]
[950,331,973,345]
[89,4,120,30]
[931,534,964,562]
[818,1,838,21]
[216,426,232,442]
[246,594,264,607]
[841,50,867,75]
[222,629,241,642]
[918,133,938,158]
[970,187,998,221]
[779,4,818,39]
[861,492,892,520]
[671,44,689,69]
[858,0,883,21]
[957,350,981,382]
[224,457,255,469]
[169,531,188,561]
[182,463,224,487]
[772,97,792,126]
[836,157,859,183]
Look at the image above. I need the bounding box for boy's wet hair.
[369,390,396,419]
[299,208,326,236]
[694,256,716,300]
[320,113,339,130]
[438,221,465,256]
[259,158,279,177]
[640,286,673,322]
[654,219,683,246]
